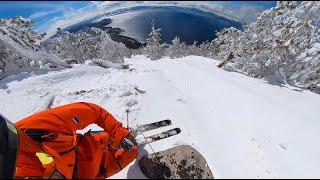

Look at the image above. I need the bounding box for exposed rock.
[139,145,214,179]
[64,58,80,65]
[134,86,146,94]
[64,18,145,49]
[126,99,138,107]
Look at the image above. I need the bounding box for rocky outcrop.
[139,145,214,179]
[64,18,145,49]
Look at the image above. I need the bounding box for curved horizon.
[0,1,277,38]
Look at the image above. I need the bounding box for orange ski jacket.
[14,102,138,179]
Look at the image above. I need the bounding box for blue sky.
[0,1,277,34]
[0,1,95,29]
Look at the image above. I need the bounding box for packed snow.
[2,1,320,95]
[1,55,320,178]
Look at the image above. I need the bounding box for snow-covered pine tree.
[211,1,320,93]
[165,36,189,59]
[186,41,200,56]
[0,17,67,80]
[143,19,165,60]
[43,27,132,63]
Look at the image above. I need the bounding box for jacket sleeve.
[66,102,130,145]
[16,102,130,145]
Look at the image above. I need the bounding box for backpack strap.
[72,144,79,179]
[19,129,76,179]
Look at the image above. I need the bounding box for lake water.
[65,6,243,45]
[106,6,242,45]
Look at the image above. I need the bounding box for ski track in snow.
[1,55,320,178]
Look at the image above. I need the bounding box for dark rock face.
[139,157,172,179]
[65,18,145,49]
[108,32,146,49]
[139,145,214,179]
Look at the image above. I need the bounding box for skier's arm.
[65,102,131,145]
[16,102,131,145]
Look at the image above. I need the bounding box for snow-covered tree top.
[213,1,320,94]
[0,16,46,50]
[146,19,162,46]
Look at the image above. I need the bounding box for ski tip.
[163,119,172,124]
[173,127,181,133]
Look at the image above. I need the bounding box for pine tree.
[146,19,162,46]
[143,19,164,60]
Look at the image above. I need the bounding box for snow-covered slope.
[1,55,320,178]
[0,17,69,80]
[213,1,320,94]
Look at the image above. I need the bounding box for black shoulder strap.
[0,116,7,179]
[72,144,79,179]
[0,114,19,179]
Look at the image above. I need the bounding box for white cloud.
[236,5,263,24]
[90,1,100,6]
[28,9,59,20]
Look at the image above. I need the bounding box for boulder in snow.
[139,145,214,179]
